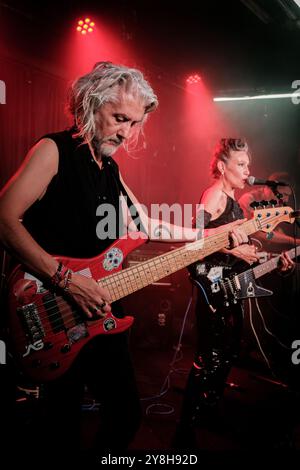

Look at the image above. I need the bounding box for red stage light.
[186,74,202,84]
[77,18,95,34]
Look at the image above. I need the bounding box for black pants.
[177,292,244,433]
[5,331,141,462]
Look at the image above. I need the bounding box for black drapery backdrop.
[0,55,69,189]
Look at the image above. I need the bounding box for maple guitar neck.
[252,245,300,280]
[99,218,258,302]
[6,206,293,382]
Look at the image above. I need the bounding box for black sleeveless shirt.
[22,128,123,259]
[191,194,247,275]
[204,194,245,268]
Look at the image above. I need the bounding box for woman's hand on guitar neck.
[278,251,295,274]
[66,273,112,319]
[204,218,249,247]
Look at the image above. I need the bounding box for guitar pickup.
[233,275,241,291]
[17,303,45,342]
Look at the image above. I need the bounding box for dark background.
[1,0,300,453]
[1,0,300,198]
[0,0,300,345]
[0,0,299,370]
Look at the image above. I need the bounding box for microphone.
[246,176,289,187]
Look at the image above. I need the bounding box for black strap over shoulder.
[193,209,212,230]
[107,157,148,236]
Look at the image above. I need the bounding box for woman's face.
[223,150,250,190]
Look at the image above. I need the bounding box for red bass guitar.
[7,206,294,381]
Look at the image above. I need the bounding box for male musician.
[0,63,248,459]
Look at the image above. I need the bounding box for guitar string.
[17,213,285,337]
[28,230,231,316]
[14,214,281,337]
[220,246,298,301]
[37,216,257,319]
[15,232,234,338]
[13,213,288,337]
[29,239,230,334]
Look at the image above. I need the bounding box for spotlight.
[76,18,95,34]
[186,74,201,84]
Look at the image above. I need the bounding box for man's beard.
[92,136,121,158]
[92,137,111,158]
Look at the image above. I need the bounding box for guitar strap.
[108,157,148,237]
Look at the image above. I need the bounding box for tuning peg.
[259,200,269,208]
[250,201,260,209]
[269,199,278,207]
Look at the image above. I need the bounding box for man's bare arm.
[0,138,59,278]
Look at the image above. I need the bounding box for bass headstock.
[253,206,294,233]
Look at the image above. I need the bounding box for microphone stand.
[270,183,284,202]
